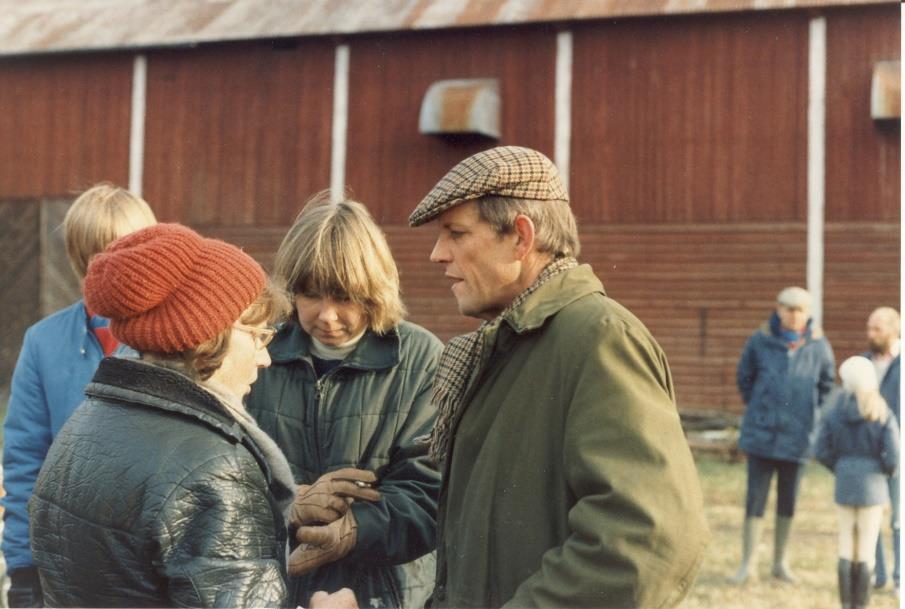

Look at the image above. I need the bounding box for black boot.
[852,561,872,609]
[838,559,853,609]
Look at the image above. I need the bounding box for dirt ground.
[682,456,899,609]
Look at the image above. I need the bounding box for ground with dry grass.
[682,456,899,609]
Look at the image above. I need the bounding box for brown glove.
[288,510,358,576]
[290,468,380,527]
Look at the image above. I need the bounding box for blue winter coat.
[2,301,110,571]
[815,389,899,506]
[737,313,836,463]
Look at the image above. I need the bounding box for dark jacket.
[737,314,836,462]
[815,389,900,506]
[29,357,290,608]
[434,265,708,609]
[246,320,442,609]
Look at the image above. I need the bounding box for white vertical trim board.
[129,54,147,197]
[330,44,350,203]
[807,17,826,327]
[555,31,572,191]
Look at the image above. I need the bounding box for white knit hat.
[839,356,879,393]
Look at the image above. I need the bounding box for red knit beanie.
[84,223,265,353]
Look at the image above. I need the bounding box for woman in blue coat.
[817,356,899,609]
[730,287,836,584]
[1,184,156,607]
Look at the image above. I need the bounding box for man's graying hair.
[476,196,581,258]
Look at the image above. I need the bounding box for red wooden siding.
[823,223,900,361]
[570,12,808,224]
[143,40,334,227]
[345,27,557,224]
[0,54,132,198]
[825,5,900,223]
[0,8,897,418]
[570,225,808,413]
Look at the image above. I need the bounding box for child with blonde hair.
[817,355,900,609]
[1,183,155,607]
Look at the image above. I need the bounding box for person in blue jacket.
[817,356,899,609]
[1,183,156,607]
[864,307,900,592]
[729,286,836,585]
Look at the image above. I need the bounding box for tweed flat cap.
[409,146,569,226]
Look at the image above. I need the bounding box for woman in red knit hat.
[26,223,356,608]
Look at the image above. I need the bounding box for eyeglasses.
[233,323,276,349]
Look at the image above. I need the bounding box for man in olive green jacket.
[409,146,709,609]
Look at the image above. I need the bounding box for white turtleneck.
[309,331,366,361]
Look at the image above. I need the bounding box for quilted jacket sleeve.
[347,339,442,567]
[2,330,53,571]
[153,450,287,608]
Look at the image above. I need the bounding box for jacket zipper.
[314,375,327,475]
[313,367,344,476]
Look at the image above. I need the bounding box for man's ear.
[512,214,536,260]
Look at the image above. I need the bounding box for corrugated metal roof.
[0,0,895,56]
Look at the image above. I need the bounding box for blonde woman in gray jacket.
[817,356,900,609]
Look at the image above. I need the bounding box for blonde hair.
[64,183,157,279]
[839,356,888,423]
[275,191,406,334]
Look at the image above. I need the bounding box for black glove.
[7,566,43,608]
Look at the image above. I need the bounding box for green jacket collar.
[502,264,606,334]
[268,321,401,370]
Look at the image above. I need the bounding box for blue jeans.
[744,455,804,518]
[874,474,900,586]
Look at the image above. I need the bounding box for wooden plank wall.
[143,40,335,227]
[0,54,132,198]
[822,5,900,366]
[0,6,898,415]
[0,201,40,391]
[345,27,557,224]
[570,11,809,224]
[825,5,900,223]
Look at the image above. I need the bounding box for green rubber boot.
[728,517,763,585]
[772,516,797,582]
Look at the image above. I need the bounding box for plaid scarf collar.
[429,256,578,464]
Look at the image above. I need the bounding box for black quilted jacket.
[29,357,290,608]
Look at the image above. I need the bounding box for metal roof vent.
[419,78,500,139]
[871,60,900,120]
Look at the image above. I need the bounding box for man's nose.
[430,238,448,263]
